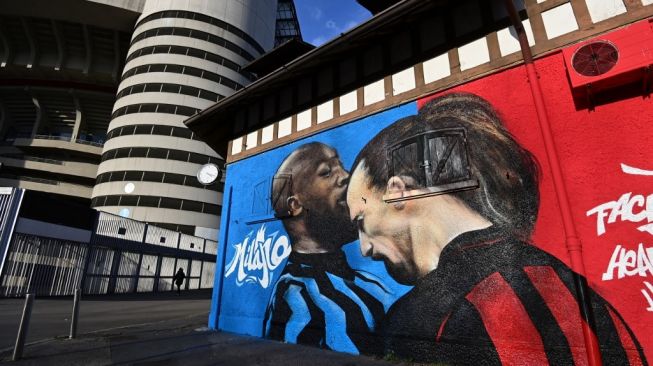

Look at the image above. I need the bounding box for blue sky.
[294,0,372,46]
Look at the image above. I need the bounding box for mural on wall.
[213,51,653,364]
[588,163,653,313]
[262,142,394,354]
[214,103,415,346]
[345,93,645,364]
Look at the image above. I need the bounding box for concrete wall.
[93,0,277,236]
[139,0,277,51]
[209,40,653,364]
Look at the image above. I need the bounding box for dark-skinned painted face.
[293,145,358,246]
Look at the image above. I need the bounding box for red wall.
[421,49,653,361]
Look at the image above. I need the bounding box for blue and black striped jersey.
[263,250,394,355]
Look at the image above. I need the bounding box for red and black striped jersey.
[382,226,647,365]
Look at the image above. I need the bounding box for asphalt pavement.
[0,290,411,365]
[0,289,213,351]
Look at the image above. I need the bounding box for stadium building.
[1,0,302,239]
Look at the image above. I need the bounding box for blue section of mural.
[210,103,416,338]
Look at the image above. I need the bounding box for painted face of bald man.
[274,142,357,247]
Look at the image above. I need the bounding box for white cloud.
[310,7,322,20]
[311,36,327,46]
[323,17,363,35]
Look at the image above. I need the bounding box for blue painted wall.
[209,102,416,337]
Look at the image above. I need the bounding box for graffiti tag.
[586,192,653,236]
[643,282,653,312]
[590,164,653,311]
[602,244,653,281]
[224,225,291,289]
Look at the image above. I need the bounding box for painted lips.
[337,189,349,208]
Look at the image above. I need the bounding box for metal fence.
[0,234,87,297]
[0,188,23,277]
[0,209,218,297]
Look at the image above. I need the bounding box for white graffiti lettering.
[224,225,291,288]
[621,163,653,176]
[640,281,653,312]
[642,281,653,312]
[592,164,653,311]
[602,244,653,281]
[586,192,653,236]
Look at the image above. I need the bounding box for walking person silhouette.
[173,268,186,295]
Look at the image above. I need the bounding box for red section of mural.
[435,312,450,342]
[465,272,548,365]
[419,47,653,361]
[607,307,645,366]
[525,266,593,366]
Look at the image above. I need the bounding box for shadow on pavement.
[0,312,407,366]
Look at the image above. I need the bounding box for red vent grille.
[571,41,619,77]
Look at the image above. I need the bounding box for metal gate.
[0,233,87,297]
[0,207,218,297]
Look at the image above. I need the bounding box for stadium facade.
[0,0,302,240]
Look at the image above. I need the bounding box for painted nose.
[336,169,350,187]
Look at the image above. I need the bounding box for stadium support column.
[92,0,278,238]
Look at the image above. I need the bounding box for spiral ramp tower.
[91,0,278,239]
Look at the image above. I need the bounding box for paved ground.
[0,290,414,365]
[0,301,410,365]
[0,289,213,351]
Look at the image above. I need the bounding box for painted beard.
[384,230,420,285]
[304,203,358,248]
[384,259,418,286]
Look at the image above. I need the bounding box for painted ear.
[387,176,407,210]
[387,175,407,193]
[286,196,303,216]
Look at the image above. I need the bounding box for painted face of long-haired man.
[346,93,645,365]
[347,94,540,285]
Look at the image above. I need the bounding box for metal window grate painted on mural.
[384,128,478,203]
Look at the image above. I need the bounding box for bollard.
[13,293,34,361]
[69,288,81,339]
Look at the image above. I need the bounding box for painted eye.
[319,168,331,177]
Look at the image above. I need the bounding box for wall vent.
[571,41,619,77]
[563,19,653,97]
